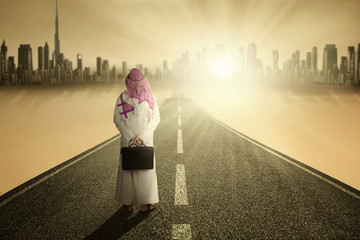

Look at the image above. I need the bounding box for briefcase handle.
[128,139,147,147]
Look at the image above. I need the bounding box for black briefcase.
[121,141,154,170]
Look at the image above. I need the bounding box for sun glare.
[211,55,235,80]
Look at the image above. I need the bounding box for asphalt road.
[1,94,360,239]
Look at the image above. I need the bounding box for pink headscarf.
[125,68,154,110]
[117,68,154,119]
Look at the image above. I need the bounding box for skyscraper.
[163,60,168,80]
[237,47,245,80]
[38,46,44,70]
[122,61,127,79]
[110,65,117,82]
[340,56,348,74]
[18,44,33,84]
[323,44,338,83]
[306,52,311,70]
[272,50,279,70]
[202,47,208,76]
[8,56,16,84]
[96,57,102,77]
[54,0,61,63]
[77,54,83,70]
[340,56,348,85]
[163,60,168,70]
[272,50,279,82]
[311,47,318,70]
[348,46,355,83]
[1,40,8,83]
[44,42,49,70]
[102,60,110,82]
[247,42,257,80]
[8,57,15,75]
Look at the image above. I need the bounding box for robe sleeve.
[138,97,160,141]
[113,103,136,140]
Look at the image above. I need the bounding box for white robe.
[113,91,160,205]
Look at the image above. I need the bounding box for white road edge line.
[175,164,188,205]
[193,101,360,200]
[0,136,120,207]
[172,224,192,240]
[177,129,183,154]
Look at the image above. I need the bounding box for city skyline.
[0,0,359,69]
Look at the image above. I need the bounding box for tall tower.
[96,57,102,77]
[272,50,279,82]
[247,42,257,80]
[54,0,60,63]
[77,54,83,70]
[1,40,8,78]
[122,61,127,79]
[323,44,337,83]
[348,46,355,83]
[18,44,33,84]
[311,47,317,71]
[102,60,110,82]
[38,46,44,70]
[44,42,49,70]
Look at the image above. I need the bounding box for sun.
[211,54,235,80]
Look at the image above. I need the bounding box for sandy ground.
[1,80,359,196]
[0,80,174,195]
[183,81,360,191]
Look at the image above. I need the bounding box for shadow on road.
[84,206,150,240]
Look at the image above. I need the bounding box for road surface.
[1,95,359,239]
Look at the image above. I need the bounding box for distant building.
[340,56,349,85]
[110,65,117,82]
[54,0,61,63]
[306,52,311,70]
[38,46,45,70]
[323,44,338,84]
[247,42,256,66]
[311,47,318,71]
[44,42,50,70]
[272,50,279,82]
[1,40,8,85]
[8,56,16,84]
[102,59,110,82]
[96,57,102,77]
[292,50,300,67]
[202,47,208,76]
[136,64,143,70]
[163,60,168,80]
[18,44,33,84]
[122,61,127,79]
[247,42,257,81]
[84,67,91,83]
[348,46,355,84]
[8,56,15,75]
[77,54,83,70]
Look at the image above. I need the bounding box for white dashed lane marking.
[173,99,191,238]
[175,164,188,205]
[177,129,183,154]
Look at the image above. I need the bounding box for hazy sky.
[0,0,359,70]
